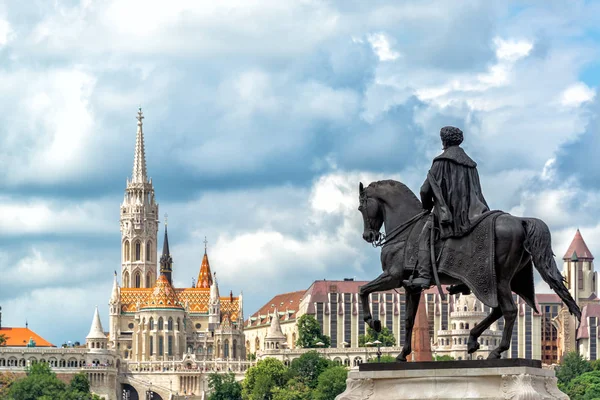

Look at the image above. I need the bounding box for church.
[108,108,246,364]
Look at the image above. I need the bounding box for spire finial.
[204,236,208,254]
[165,213,168,226]
[132,107,148,184]
[137,107,144,126]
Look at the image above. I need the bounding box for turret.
[86,306,108,352]
[563,229,596,301]
[209,273,221,325]
[265,308,287,350]
[108,272,120,348]
[159,222,173,284]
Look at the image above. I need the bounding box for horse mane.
[368,180,422,209]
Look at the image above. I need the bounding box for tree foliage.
[271,378,311,400]
[208,372,242,400]
[367,355,396,363]
[289,351,334,389]
[557,352,592,390]
[358,326,396,347]
[434,355,455,361]
[295,315,330,348]
[0,372,17,397]
[312,366,348,400]
[8,363,100,400]
[0,334,7,346]
[243,358,289,400]
[564,370,600,400]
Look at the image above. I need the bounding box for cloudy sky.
[0,0,599,346]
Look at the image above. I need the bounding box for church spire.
[563,229,594,260]
[197,237,213,289]
[132,107,148,184]
[86,306,106,340]
[160,216,173,284]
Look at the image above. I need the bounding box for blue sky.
[0,0,600,346]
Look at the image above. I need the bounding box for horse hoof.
[396,354,407,362]
[373,320,382,333]
[487,351,501,360]
[467,340,480,354]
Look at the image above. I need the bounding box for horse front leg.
[398,290,421,362]
[467,307,502,354]
[359,271,400,332]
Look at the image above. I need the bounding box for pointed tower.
[108,272,120,348]
[563,229,596,302]
[265,308,287,350]
[86,306,108,352]
[160,222,173,285]
[209,273,221,325]
[120,108,159,288]
[197,237,213,289]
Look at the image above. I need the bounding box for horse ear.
[359,182,364,193]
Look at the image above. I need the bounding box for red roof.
[563,229,594,260]
[577,304,600,339]
[0,327,55,347]
[536,294,562,304]
[246,290,306,327]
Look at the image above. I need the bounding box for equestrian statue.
[358,126,581,361]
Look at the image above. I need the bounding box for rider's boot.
[403,248,432,290]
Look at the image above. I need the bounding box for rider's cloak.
[420,145,489,239]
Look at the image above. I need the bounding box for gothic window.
[124,241,130,262]
[124,271,130,288]
[177,318,181,330]
[146,272,152,288]
[150,337,153,355]
[224,340,230,359]
[168,336,173,356]
[233,339,237,359]
[465,323,469,329]
[168,318,173,330]
[158,317,164,330]
[146,241,152,261]
[149,318,154,330]
[135,242,141,261]
[135,272,141,288]
[158,337,164,355]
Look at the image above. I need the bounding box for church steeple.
[120,108,159,288]
[132,108,148,184]
[197,237,213,289]
[160,218,173,284]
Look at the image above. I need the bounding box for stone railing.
[0,347,90,355]
[260,346,404,356]
[124,359,256,374]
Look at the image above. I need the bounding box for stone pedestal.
[335,359,568,400]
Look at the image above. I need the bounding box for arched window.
[146,241,152,261]
[168,336,173,356]
[459,323,464,329]
[459,338,462,345]
[135,242,141,261]
[452,323,456,330]
[255,337,260,351]
[150,337,154,355]
[224,340,230,359]
[176,318,181,330]
[158,317,164,330]
[159,337,164,355]
[124,241,130,262]
[167,317,173,330]
[135,272,141,288]
[233,339,237,359]
[465,323,469,329]
[124,271,130,288]
[146,272,152,288]
[149,318,154,330]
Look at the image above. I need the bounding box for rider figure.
[404,126,490,290]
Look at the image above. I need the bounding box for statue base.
[335,359,568,400]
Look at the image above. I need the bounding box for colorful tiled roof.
[563,229,594,260]
[197,252,213,289]
[0,327,55,347]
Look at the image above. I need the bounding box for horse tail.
[522,218,581,322]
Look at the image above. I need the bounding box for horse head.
[358,180,423,244]
[358,182,383,243]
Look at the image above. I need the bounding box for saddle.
[405,210,505,308]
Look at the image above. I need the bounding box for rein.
[371,210,430,248]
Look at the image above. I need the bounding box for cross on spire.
[164,213,168,226]
[137,107,144,126]
[204,236,208,253]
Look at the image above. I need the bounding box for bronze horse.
[358,180,581,361]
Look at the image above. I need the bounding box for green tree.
[271,379,311,400]
[295,315,331,348]
[557,352,591,390]
[208,372,242,400]
[0,372,17,397]
[564,370,600,400]
[367,355,396,363]
[358,326,396,347]
[0,333,7,347]
[312,366,348,400]
[289,351,333,389]
[243,358,289,400]
[434,355,455,361]
[69,372,90,394]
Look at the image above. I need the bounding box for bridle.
[360,190,429,248]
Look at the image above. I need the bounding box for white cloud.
[367,33,400,61]
[493,37,533,62]
[561,82,596,107]
[0,18,14,47]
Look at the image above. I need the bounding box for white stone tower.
[562,229,596,303]
[86,306,108,352]
[120,108,159,288]
[208,272,221,325]
[265,308,287,350]
[108,272,120,349]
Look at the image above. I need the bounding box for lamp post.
[373,340,382,362]
[146,383,154,400]
[122,389,130,400]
